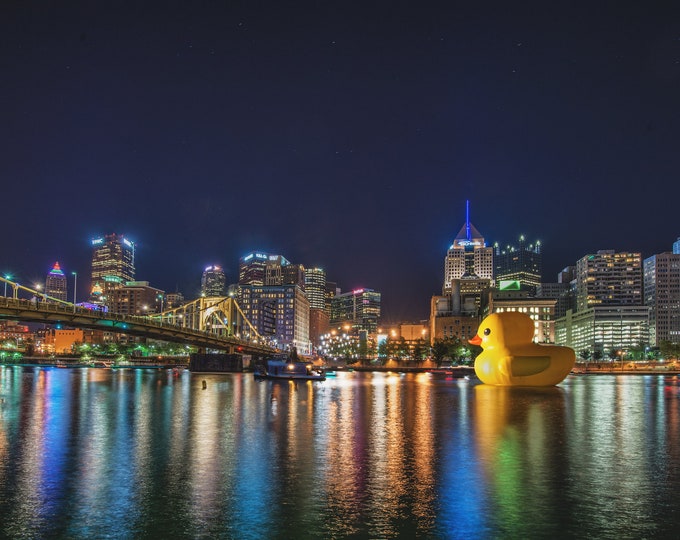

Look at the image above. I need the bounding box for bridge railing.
[0,296,274,350]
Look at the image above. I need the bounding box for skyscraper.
[330,288,382,334]
[443,201,493,293]
[494,236,542,293]
[304,268,327,310]
[644,252,680,346]
[90,233,135,304]
[575,250,642,311]
[45,262,67,302]
[555,250,649,355]
[201,265,226,297]
[239,252,269,285]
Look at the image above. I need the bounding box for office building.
[304,268,327,310]
[494,236,542,294]
[90,233,135,305]
[239,252,269,285]
[201,265,226,297]
[428,295,479,343]
[555,306,649,357]
[443,201,493,294]
[574,250,642,312]
[556,250,648,354]
[45,262,67,302]
[330,288,381,334]
[109,281,165,316]
[305,268,329,347]
[239,283,310,354]
[644,252,680,346]
[487,289,557,343]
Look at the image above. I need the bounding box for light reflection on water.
[1,367,680,538]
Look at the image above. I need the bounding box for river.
[1,366,679,539]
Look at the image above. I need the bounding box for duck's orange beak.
[468,335,482,346]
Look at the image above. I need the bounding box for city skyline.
[3,227,679,322]
[2,2,680,321]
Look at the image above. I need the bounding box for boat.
[254,356,326,381]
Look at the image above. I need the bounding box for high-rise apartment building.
[201,265,226,297]
[443,202,493,293]
[673,237,680,255]
[90,233,135,304]
[45,262,67,302]
[494,236,542,293]
[644,252,680,346]
[330,288,381,334]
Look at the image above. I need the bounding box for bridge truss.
[153,296,262,341]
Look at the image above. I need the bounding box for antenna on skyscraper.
[466,200,471,242]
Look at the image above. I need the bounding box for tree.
[431,339,449,367]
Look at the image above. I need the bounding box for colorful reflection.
[1,369,680,538]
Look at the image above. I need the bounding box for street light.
[71,272,77,312]
[3,274,11,297]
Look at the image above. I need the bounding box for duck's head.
[469,311,535,350]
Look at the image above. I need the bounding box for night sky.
[2,2,679,321]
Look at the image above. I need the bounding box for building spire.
[466,200,471,242]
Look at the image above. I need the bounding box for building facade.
[201,265,226,297]
[239,284,311,354]
[239,252,269,286]
[494,236,542,294]
[487,290,557,343]
[555,306,650,357]
[575,250,642,312]
[109,281,165,316]
[443,202,493,294]
[428,295,479,342]
[644,252,680,346]
[330,288,381,334]
[90,234,135,305]
[45,262,68,302]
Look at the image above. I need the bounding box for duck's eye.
[483,328,491,336]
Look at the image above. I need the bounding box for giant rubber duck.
[469,311,575,386]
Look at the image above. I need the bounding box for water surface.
[1,366,679,539]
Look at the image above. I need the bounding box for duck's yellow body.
[470,312,575,386]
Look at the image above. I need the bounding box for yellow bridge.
[0,277,277,356]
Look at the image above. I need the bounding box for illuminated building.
[330,288,381,334]
[487,290,557,343]
[304,268,326,310]
[555,306,649,356]
[305,268,329,346]
[109,281,165,316]
[90,233,135,305]
[239,283,310,354]
[556,250,648,354]
[255,254,305,288]
[429,295,480,343]
[201,265,226,297]
[443,201,493,294]
[493,236,542,294]
[644,252,680,346]
[239,252,269,285]
[45,261,67,302]
[166,291,185,309]
[574,250,642,312]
